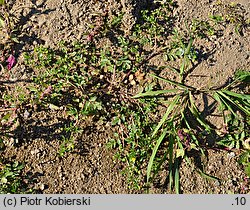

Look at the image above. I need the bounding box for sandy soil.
[0,0,249,193]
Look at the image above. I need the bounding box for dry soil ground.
[0,0,250,193]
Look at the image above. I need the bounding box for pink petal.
[6,55,16,70]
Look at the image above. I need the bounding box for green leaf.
[213,92,226,111]
[179,38,194,77]
[174,160,180,194]
[27,86,38,92]
[185,38,194,57]
[4,171,14,177]
[152,95,180,137]
[179,58,186,76]
[168,134,174,191]
[1,177,8,184]
[0,17,5,28]
[48,103,60,110]
[0,0,5,6]
[218,91,250,115]
[189,92,211,131]
[222,90,250,101]
[198,169,219,181]
[244,164,250,177]
[152,152,168,181]
[147,128,169,183]
[234,70,250,83]
[165,65,180,74]
[215,91,237,116]
[133,89,180,98]
[150,74,193,90]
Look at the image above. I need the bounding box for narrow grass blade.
[189,92,211,131]
[147,128,169,183]
[197,169,219,181]
[180,59,186,77]
[242,99,250,108]
[168,133,174,192]
[174,159,180,194]
[184,38,194,56]
[149,74,194,90]
[225,71,250,88]
[217,91,250,115]
[152,95,180,138]
[222,90,250,101]
[214,91,237,116]
[166,65,180,74]
[213,92,226,111]
[234,70,250,83]
[133,89,180,98]
[152,152,168,181]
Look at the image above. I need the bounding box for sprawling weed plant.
[1,0,249,194]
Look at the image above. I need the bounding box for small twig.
[0,63,5,72]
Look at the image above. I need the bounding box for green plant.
[223,3,250,35]
[239,150,250,177]
[0,161,33,193]
[107,99,158,190]
[58,123,81,157]
[132,1,176,47]
[133,64,249,193]
[211,2,250,36]
[11,1,249,194]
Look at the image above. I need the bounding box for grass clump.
[133,65,249,193]
[0,0,249,194]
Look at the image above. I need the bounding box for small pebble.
[227,152,235,159]
[23,110,30,119]
[215,180,220,186]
